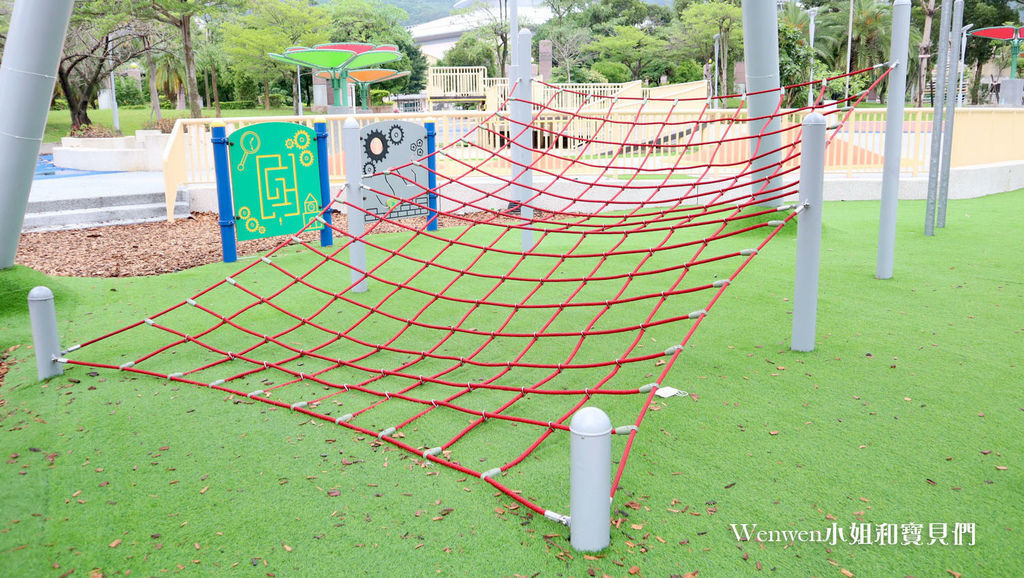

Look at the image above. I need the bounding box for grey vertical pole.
[28,286,63,380]
[511,28,534,252]
[297,65,304,116]
[741,0,784,207]
[713,33,720,108]
[509,0,519,69]
[937,0,964,229]
[791,113,826,353]
[876,0,912,280]
[110,71,121,133]
[925,0,953,236]
[569,406,611,552]
[343,117,368,293]
[0,0,76,269]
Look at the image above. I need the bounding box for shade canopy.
[968,27,1023,78]
[269,43,403,107]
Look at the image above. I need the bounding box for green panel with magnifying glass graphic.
[227,122,324,241]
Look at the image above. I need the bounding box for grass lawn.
[44,107,300,143]
[1,192,1021,576]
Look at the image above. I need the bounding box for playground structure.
[269,43,403,112]
[8,0,1020,553]
[33,20,897,549]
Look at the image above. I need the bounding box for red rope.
[63,66,886,520]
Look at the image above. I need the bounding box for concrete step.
[22,200,190,232]
[26,190,185,214]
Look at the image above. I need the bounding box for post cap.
[570,406,612,437]
[28,286,54,302]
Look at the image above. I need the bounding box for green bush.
[591,61,631,84]
[370,89,391,106]
[219,100,256,110]
[51,98,68,111]
[260,93,289,108]
[114,76,147,106]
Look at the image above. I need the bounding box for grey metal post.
[343,117,368,293]
[713,33,720,108]
[741,0,784,207]
[925,0,953,236]
[110,71,121,133]
[791,113,826,353]
[512,28,534,252]
[28,286,63,380]
[937,0,964,229]
[509,0,519,69]
[876,0,912,280]
[0,0,75,269]
[297,65,304,116]
[569,406,611,552]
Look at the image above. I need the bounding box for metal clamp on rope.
[614,425,637,435]
[663,344,683,356]
[290,401,308,411]
[480,467,501,480]
[422,446,442,459]
[544,510,570,526]
[247,390,265,398]
[335,414,353,424]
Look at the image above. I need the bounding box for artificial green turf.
[1,191,1022,576]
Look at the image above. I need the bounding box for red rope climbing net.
[63,65,891,523]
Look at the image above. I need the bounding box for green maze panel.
[228,122,324,241]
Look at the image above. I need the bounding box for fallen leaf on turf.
[681,572,699,578]
[769,431,779,436]
[109,539,122,548]
[946,570,962,578]
[996,466,1008,470]
[283,543,292,552]
[840,569,854,577]
[625,501,641,510]
[628,566,640,575]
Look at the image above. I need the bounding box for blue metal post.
[211,123,237,263]
[315,119,333,247]
[425,120,439,231]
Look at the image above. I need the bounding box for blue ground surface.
[35,154,119,180]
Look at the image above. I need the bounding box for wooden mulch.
[14,210,530,278]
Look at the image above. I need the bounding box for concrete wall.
[53,130,170,172]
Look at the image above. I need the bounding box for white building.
[409,0,553,63]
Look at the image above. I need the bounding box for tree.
[133,0,246,118]
[587,26,668,81]
[56,2,151,129]
[544,0,585,24]
[0,0,13,60]
[578,0,661,36]
[222,0,327,112]
[548,24,591,83]
[454,0,513,75]
[916,0,937,106]
[668,0,742,94]
[323,0,428,93]
[440,34,498,77]
[961,0,1019,104]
